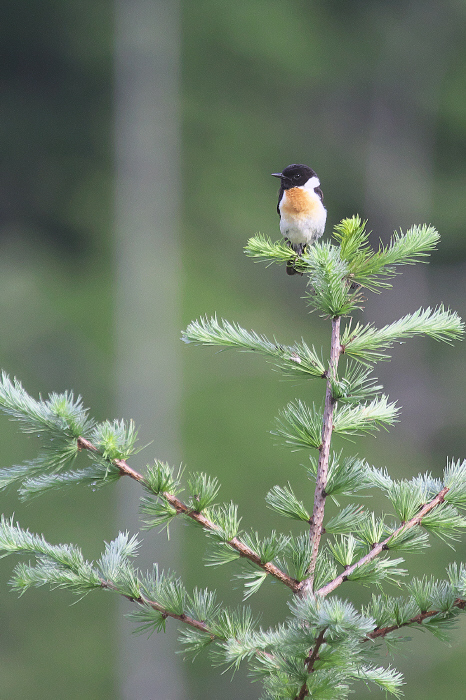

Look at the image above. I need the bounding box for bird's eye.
[293,174,300,180]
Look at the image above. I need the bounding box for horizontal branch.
[103,577,276,665]
[77,436,144,482]
[77,436,299,593]
[101,577,213,634]
[312,486,449,598]
[366,597,466,641]
[182,316,326,379]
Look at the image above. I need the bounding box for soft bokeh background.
[1,1,466,698]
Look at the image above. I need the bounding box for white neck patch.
[302,175,320,192]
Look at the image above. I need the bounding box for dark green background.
[1,1,466,698]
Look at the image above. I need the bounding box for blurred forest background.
[1,1,466,698]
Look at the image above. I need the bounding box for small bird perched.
[272,163,327,275]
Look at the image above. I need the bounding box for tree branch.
[295,628,327,700]
[365,597,466,641]
[314,486,450,598]
[301,317,341,596]
[77,436,145,482]
[103,577,279,664]
[305,627,327,672]
[138,595,212,634]
[100,577,214,634]
[163,491,299,591]
[77,436,299,592]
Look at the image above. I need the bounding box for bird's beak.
[271,172,282,178]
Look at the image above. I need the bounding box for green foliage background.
[1,1,466,698]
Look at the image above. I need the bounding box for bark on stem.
[301,317,341,596]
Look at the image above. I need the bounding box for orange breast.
[281,187,318,219]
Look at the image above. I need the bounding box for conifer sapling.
[0,216,464,699]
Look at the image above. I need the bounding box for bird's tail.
[286,261,300,276]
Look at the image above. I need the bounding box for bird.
[272,163,327,275]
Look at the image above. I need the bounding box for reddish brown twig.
[100,577,214,634]
[365,597,466,641]
[77,436,145,482]
[313,486,450,598]
[101,577,277,664]
[301,317,341,597]
[161,491,299,590]
[77,436,299,592]
[295,628,327,700]
[305,628,326,672]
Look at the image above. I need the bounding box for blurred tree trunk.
[114,1,186,698]
[364,0,453,449]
